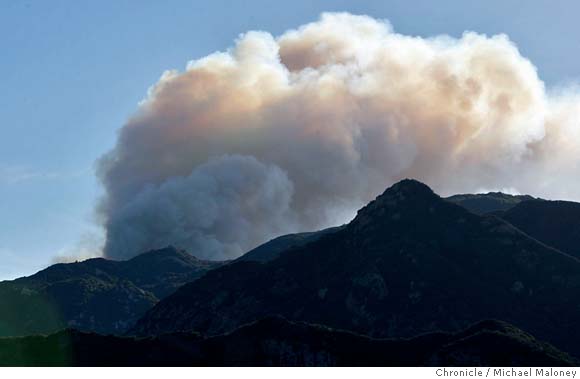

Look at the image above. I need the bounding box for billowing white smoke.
[98,12,580,260]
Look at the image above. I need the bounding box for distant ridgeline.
[0,317,576,366]
[4,179,580,366]
[0,247,224,336]
[445,192,538,215]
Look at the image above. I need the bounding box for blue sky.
[1,0,580,279]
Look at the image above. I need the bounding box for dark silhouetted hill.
[0,316,574,366]
[501,200,580,260]
[446,192,536,215]
[236,226,343,263]
[131,179,580,357]
[0,247,224,337]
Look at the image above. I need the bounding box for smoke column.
[98,13,580,260]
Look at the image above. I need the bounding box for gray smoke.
[98,13,580,260]
[102,155,296,260]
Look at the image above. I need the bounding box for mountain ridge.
[236,226,344,263]
[0,246,225,337]
[501,200,580,260]
[446,192,538,215]
[1,316,575,366]
[131,179,580,357]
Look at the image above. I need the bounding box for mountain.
[501,200,580,260]
[0,316,575,366]
[131,179,580,357]
[236,227,343,263]
[449,194,580,260]
[445,192,536,215]
[112,247,225,298]
[0,247,224,337]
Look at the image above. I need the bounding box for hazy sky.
[1,0,580,279]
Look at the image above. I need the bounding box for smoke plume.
[98,12,580,260]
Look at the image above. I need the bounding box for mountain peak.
[350,179,442,228]
[383,178,435,198]
[373,179,439,210]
